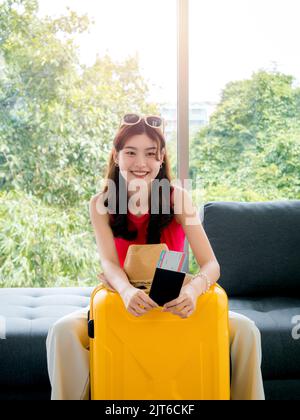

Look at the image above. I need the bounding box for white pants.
[46,308,265,401]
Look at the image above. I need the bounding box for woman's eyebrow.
[124,146,157,151]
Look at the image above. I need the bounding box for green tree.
[190,70,300,199]
[0,0,157,207]
[0,0,159,287]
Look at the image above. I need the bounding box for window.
[187,0,300,272]
[0,0,177,287]
[189,0,300,204]
[2,0,298,286]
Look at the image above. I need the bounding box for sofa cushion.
[0,288,93,391]
[204,200,300,297]
[264,379,300,401]
[230,297,300,380]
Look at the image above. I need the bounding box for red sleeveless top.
[114,211,186,268]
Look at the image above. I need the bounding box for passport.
[149,250,187,306]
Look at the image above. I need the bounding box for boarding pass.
[156,250,187,272]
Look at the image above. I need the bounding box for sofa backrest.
[203,200,300,297]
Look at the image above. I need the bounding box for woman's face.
[114,134,165,195]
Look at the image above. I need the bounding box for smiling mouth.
[131,171,149,178]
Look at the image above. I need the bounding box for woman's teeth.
[131,172,148,176]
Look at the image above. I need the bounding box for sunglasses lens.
[123,114,140,124]
[146,116,163,128]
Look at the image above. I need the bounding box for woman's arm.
[89,194,133,295]
[173,187,221,296]
[90,194,159,317]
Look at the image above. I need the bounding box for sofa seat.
[0,287,93,400]
[230,296,300,399]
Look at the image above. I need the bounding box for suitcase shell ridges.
[90,284,230,400]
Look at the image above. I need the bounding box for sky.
[36,0,300,104]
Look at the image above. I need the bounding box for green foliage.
[0,189,99,287]
[0,0,158,287]
[190,70,300,201]
[188,70,300,273]
[0,0,157,207]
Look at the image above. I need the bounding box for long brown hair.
[102,120,175,243]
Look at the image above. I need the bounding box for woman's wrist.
[119,283,136,297]
[189,271,212,296]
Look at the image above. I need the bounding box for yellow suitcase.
[88,284,230,400]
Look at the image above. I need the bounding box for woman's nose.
[134,154,147,166]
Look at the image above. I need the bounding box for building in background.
[160,102,217,139]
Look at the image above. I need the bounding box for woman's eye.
[126,152,155,157]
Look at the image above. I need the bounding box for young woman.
[46,114,265,400]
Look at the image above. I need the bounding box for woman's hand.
[162,283,199,319]
[120,286,159,317]
[98,272,159,317]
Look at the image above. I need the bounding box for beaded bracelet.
[190,271,211,294]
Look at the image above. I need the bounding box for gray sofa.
[203,200,300,400]
[0,200,299,400]
[0,288,92,400]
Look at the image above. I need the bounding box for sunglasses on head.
[120,114,165,134]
